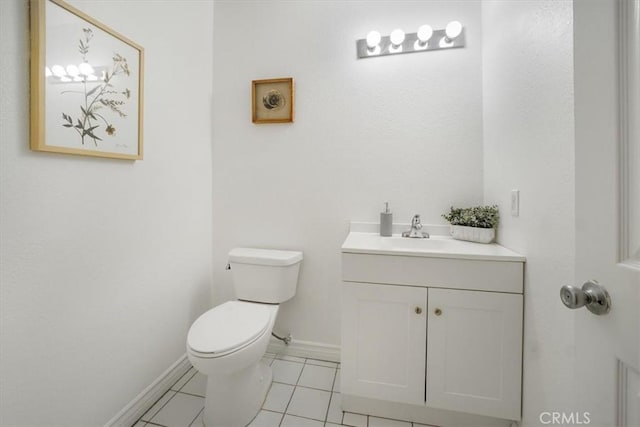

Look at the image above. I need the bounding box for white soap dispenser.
[380,202,393,237]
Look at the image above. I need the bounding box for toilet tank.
[228,248,303,303]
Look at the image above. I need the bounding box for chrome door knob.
[560,280,611,315]
[560,285,587,308]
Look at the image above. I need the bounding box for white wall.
[212,0,484,346]
[481,2,575,425]
[0,1,213,425]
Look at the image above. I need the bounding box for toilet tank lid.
[228,248,303,266]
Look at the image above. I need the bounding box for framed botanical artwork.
[30,0,144,160]
[252,78,295,124]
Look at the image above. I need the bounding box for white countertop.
[341,231,526,262]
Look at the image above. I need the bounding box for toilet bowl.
[187,301,278,426]
[186,248,303,427]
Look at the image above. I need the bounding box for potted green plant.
[442,205,499,243]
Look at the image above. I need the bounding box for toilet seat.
[187,301,275,358]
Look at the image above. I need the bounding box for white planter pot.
[450,225,496,244]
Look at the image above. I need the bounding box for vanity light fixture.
[389,28,405,53]
[45,62,106,84]
[66,64,80,77]
[366,30,382,55]
[440,20,463,47]
[78,62,94,76]
[445,20,463,42]
[356,21,465,59]
[415,24,433,50]
[51,64,65,77]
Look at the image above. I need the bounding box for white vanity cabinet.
[341,233,525,423]
[342,282,427,405]
[426,288,523,420]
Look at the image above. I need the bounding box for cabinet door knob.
[415,307,422,314]
[434,308,442,316]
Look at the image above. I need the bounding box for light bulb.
[51,65,65,77]
[366,30,381,49]
[390,28,405,47]
[66,64,79,77]
[87,74,98,81]
[445,20,463,41]
[78,62,94,76]
[417,25,433,44]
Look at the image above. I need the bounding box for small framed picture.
[252,78,294,124]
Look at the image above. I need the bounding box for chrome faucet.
[402,214,430,238]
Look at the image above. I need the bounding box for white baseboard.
[104,354,191,427]
[267,337,341,363]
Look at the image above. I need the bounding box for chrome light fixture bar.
[356,21,465,59]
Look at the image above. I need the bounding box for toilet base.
[202,360,273,427]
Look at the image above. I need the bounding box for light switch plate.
[511,190,520,217]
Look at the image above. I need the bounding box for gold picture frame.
[30,0,144,160]
[252,78,295,124]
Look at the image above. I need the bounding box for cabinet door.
[342,282,427,404]
[426,288,522,420]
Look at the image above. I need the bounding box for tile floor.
[133,353,437,427]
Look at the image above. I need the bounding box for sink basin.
[341,232,525,262]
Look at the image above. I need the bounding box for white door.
[341,282,427,404]
[426,288,522,421]
[573,1,640,426]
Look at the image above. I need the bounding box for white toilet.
[186,247,303,427]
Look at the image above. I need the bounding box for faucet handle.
[403,214,429,238]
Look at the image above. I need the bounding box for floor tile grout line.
[281,358,311,426]
[278,359,306,427]
[306,363,339,369]
[174,389,206,399]
[306,358,340,364]
[140,367,200,425]
[294,361,338,393]
[274,355,307,364]
[323,369,339,423]
[173,368,196,385]
[324,392,334,424]
[295,358,306,385]
[343,411,372,427]
[174,370,198,393]
[188,407,204,427]
[284,382,335,393]
[173,367,195,385]
[330,367,338,394]
[139,390,177,423]
[272,356,308,387]
[281,411,333,424]
[285,358,335,425]
[369,413,420,426]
